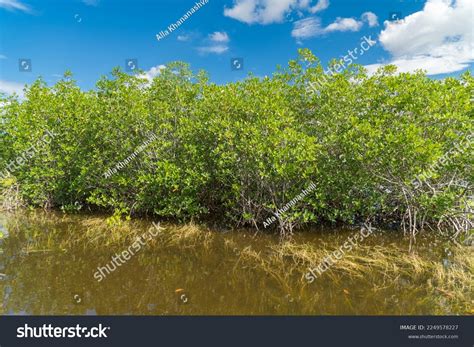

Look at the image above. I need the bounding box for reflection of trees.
[1,246,435,315]
[0,248,275,315]
[0,212,460,315]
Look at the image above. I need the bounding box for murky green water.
[0,211,472,315]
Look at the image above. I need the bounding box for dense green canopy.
[1,49,472,235]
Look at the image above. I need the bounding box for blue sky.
[0,0,472,96]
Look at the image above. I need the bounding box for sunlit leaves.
[0,51,472,233]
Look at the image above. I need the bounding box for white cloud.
[209,31,230,43]
[138,65,166,82]
[82,0,99,6]
[0,54,6,59]
[365,55,471,76]
[177,34,190,42]
[368,0,473,75]
[224,0,329,25]
[0,0,31,12]
[198,45,229,54]
[0,80,25,97]
[198,31,230,54]
[292,11,377,39]
[291,17,322,39]
[324,17,363,33]
[177,32,202,42]
[308,0,329,14]
[361,11,378,27]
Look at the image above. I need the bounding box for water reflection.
[0,211,471,315]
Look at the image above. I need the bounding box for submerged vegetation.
[1,211,472,314]
[239,241,473,314]
[0,49,473,236]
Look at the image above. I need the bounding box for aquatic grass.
[2,211,216,253]
[162,222,215,249]
[76,217,216,249]
[0,179,24,211]
[79,218,146,247]
[427,249,473,314]
[1,211,472,314]
[226,238,473,314]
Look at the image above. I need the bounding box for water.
[0,211,471,315]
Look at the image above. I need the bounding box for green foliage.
[1,50,472,234]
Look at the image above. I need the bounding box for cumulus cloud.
[198,31,230,54]
[198,45,229,54]
[138,65,166,82]
[0,80,25,97]
[82,0,99,6]
[209,31,230,43]
[224,0,329,24]
[292,11,378,39]
[361,11,378,27]
[308,0,329,13]
[291,17,322,39]
[324,17,363,33]
[366,0,473,75]
[0,0,31,12]
[177,31,230,54]
[177,34,190,42]
[177,32,202,42]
